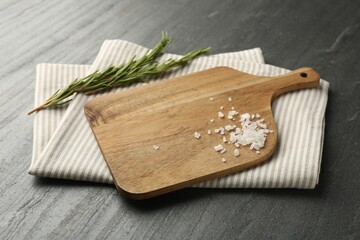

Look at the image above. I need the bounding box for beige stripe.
[278,88,307,187]
[307,84,328,188]
[29,64,91,175]
[289,89,314,187]
[300,87,323,188]
[299,89,320,188]
[314,82,329,184]
[270,83,288,186]
[49,41,117,177]
[54,96,91,178]
[302,88,322,188]
[36,68,88,176]
[61,41,121,179]
[287,89,312,187]
[276,83,297,187]
[310,85,328,187]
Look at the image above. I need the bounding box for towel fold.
[29,39,329,189]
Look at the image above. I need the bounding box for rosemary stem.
[28,33,210,115]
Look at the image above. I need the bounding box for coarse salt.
[153,145,160,150]
[228,110,239,117]
[214,144,224,152]
[214,127,225,134]
[209,97,214,101]
[228,97,232,102]
[229,112,271,152]
[221,158,226,163]
[193,108,271,162]
[240,113,251,122]
[257,122,267,129]
[234,149,240,157]
[219,127,225,135]
[229,132,237,143]
[225,124,236,131]
[194,132,201,139]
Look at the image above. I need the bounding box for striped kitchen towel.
[29,40,329,189]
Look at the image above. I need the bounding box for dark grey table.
[1,0,359,239]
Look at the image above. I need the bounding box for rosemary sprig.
[28,32,210,115]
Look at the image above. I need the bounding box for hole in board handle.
[300,72,308,78]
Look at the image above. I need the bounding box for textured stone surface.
[0,0,359,239]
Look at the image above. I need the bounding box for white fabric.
[29,40,329,189]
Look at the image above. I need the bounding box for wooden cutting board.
[84,67,320,199]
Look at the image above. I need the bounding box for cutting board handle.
[268,67,320,100]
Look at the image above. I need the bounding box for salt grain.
[223,136,227,143]
[210,119,214,123]
[227,110,239,120]
[218,111,225,118]
[257,122,267,129]
[214,127,225,134]
[214,144,224,152]
[229,132,237,143]
[240,113,251,122]
[194,132,201,139]
[221,158,226,163]
[234,149,240,157]
[225,124,236,131]
[219,127,225,135]
[207,129,211,135]
[220,148,226,154]
[209,97,214,101]
[228,110,238,116]
[228,97,232,102]
[220,106,224,110]
[153,145,160,150]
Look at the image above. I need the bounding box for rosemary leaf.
[28,32,210,115]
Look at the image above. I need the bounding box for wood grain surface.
[1,0,359,239]
[85,67,319,199]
